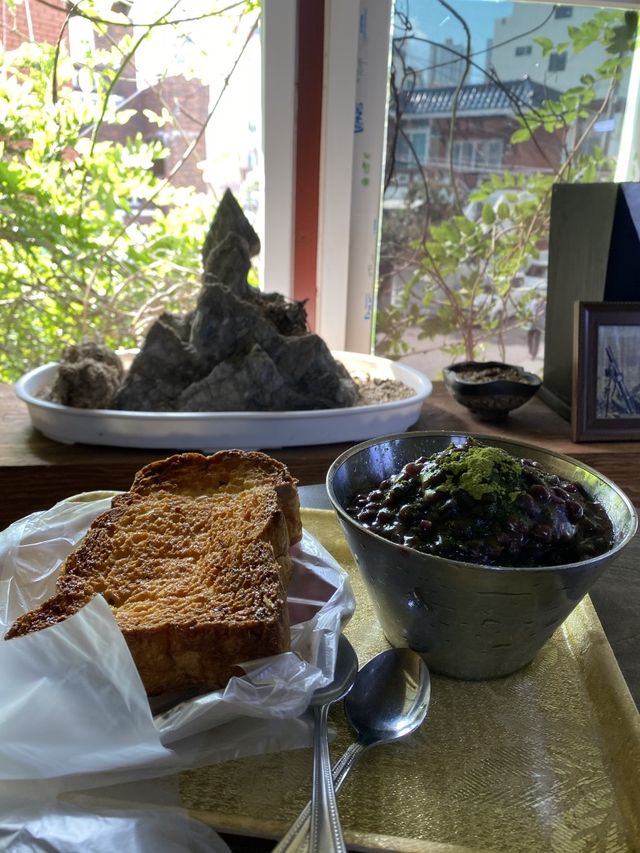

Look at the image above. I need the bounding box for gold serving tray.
[180,509,640,852]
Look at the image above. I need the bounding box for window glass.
[131,0,262,217]
[375,1,638,380]
[0,0,263,381]
[548,51,568,72]
[411,131,428,162]
[397,135,412,163]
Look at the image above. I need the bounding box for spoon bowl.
[332,647,431,791]
[345,646,431,745]
[274,645,431,851]
[309,634,359,707]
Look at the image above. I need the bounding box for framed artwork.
[572,302,640,442]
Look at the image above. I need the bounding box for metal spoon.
[275,646,431,852]
[272,634,356,853]
[300,634,359,853]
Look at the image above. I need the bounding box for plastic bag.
[0,492,355,787]
[0,792,230,853]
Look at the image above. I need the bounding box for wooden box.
[541,182,640,418]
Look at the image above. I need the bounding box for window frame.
[261,0,298,301]
[268,0,640,350]
[450,138,504,169]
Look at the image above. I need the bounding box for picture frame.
[572,302,640,442]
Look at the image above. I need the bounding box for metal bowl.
[326,431,637,680]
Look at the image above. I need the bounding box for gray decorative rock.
[112,189,358,412]
[50,342,124,409]
[113,315,203,411]
[202,188,260,279]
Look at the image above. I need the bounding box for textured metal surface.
[180,509,640,852]
[326,432,637,680]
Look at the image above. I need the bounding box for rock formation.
[49,342,124,409]
[113,189,358,412]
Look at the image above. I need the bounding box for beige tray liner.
[180,509,640,853]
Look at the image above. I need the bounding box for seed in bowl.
[346,438,614,567]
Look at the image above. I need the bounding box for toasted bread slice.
[6,451,301,696]
[129,450,302,546]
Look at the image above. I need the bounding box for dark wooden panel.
[3,381,639,526]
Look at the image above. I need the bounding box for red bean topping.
[345,441,613,567]
[517,493,537,517]
[422,488,440,505]
[529,484,550,502]
[561,481,579,494]
[403,462,423,477]
[398,503,414,521]
[534,524,553,542]
[440,498,459,518]
[376,508,394,524]
[357,507,377,522]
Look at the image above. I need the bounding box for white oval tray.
[15,351,432,451]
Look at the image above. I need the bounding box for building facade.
[391,77,565,197]
[488,4,631,161]
[1,0,209,193]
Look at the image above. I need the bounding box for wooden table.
[2,381,639,852]
[3,380,640,526]
[2,380,639,713]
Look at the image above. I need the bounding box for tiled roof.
[401,77,560,115]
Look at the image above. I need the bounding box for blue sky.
[396,0,514,82]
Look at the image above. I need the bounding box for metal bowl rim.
[326,429,638,574]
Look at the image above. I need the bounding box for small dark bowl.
[327,431,637,680]
[442,361,541,420]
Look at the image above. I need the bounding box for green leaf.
[481,204,496,225]
[0,36,214,382]
[510,127,532,144]
[142,107,174,128]
[533,36,554,57]
[114,109,137,126]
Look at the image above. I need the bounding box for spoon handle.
[272,740,368,852]
[330,740,367,792]
[309,703,346,853]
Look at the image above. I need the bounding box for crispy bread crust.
[130,450,302,545]
[6,451,301,696]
